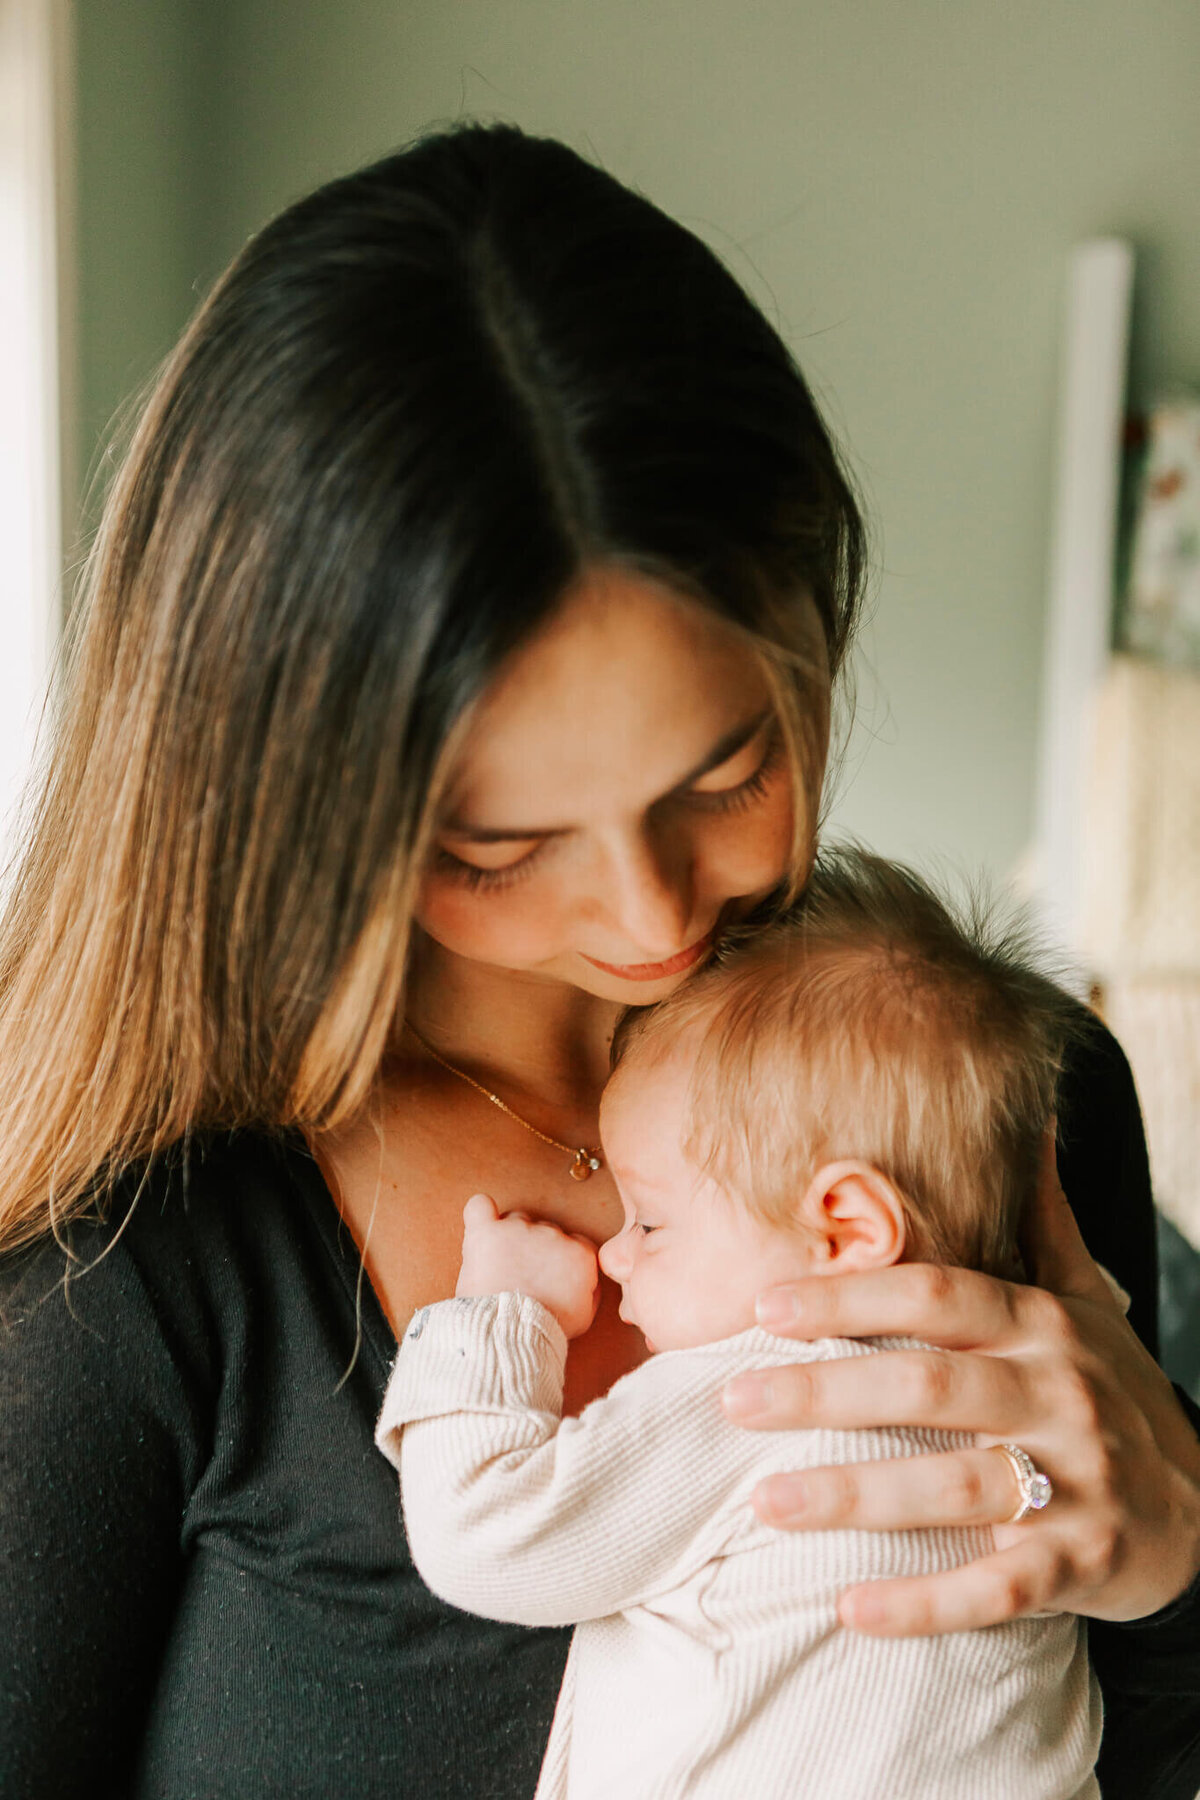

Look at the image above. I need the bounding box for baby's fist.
[457,1194,600,1339]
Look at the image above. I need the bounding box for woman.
[0,121,1196,1798]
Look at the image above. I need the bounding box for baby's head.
[596,847,1079,1352]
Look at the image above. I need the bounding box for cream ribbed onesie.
[376,1292,1100,1800]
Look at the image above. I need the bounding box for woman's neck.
[401,930,622,1112]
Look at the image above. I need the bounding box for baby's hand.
[456,1194,600,1340]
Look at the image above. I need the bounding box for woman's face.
[415,565,827,1005]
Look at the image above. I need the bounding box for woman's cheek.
[415,877,572,968]
[703,791,797,895]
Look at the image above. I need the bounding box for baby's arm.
[376,1208,761,1626]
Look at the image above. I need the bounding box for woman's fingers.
[753,1261,1040,1351]
[731,1180,1200,1629]
[752,1444,1031,1533]
[722,1346,1031,1435]
[837,1538,1071,1637]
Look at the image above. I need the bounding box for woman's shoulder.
[0,1128,335,1384]
[5,1123,299,1263]
[1058,1001,1142,1133]
[111,1124,330,1262]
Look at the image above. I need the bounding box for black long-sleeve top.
[1,1020,1198,1799]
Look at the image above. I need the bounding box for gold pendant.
[569,1149,602,1182]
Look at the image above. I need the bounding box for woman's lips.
[582,933,713,982]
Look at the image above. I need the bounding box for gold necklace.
[404,1020,603,1182]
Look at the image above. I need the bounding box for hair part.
[611,846,1083,1277]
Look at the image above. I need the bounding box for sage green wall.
[73,0,214,534]
[75,0,1200,876]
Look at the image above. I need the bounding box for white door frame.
[0,0,74,866]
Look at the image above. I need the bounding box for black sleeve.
[1055,1015,1200,1799]
[0,1219,208,1798]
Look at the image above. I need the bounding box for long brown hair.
[0,121,866,1256]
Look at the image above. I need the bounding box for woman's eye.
[431,842,545,892]
[682,724,785,816]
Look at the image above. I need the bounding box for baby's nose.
[598,1232,630,1282]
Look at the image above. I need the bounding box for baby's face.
[596,1047,818,1352]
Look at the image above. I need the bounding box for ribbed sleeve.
[379,1292,569,1434]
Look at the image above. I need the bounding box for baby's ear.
[797,1161,906,1272]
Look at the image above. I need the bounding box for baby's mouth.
[618,1301,655,1352]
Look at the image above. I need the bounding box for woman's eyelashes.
[679,729,785,816]
[430,841,546,893]
[431,724,786,892]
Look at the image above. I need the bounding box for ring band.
[996,1443,1053,1523]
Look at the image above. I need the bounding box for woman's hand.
[722,1141,1200,1636]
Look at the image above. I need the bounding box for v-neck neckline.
[274,1127,400,1377]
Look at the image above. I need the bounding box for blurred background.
[5,0,1200,1380]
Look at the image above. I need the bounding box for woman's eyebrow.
[441,707,774,843]
[675,706,773,790]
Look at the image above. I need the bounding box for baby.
[376,848,1102,1800]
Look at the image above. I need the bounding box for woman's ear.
[797,1160,906,1272]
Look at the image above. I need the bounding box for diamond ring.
[996,1443,1054,1523]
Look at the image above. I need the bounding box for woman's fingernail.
[722,1374,773,1419]
[756,1289,799,1329]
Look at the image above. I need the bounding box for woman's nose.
[598,1231,631,1282]
[598,830,694,957]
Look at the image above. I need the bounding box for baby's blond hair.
[611,847,1082,1277]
